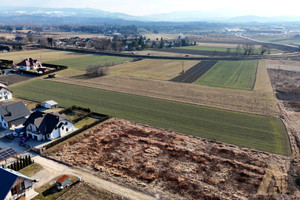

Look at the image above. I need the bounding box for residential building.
[17,58,42,71]
[0,87,13,102]
[0,167,36,200]
[24,111,75,141]
[0,101,30,130]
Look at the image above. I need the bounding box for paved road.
[32,156,155,200]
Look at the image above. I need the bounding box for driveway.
[33,156,155,200]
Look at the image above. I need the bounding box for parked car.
[19,137,30,144]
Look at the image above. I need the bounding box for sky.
[1,0,300,17]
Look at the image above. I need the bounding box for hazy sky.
[2,0,300,16]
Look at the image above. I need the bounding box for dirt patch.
[253,60,274,93]
[45,119,292,200]
[170,61,217,83]
[0,74,33,85]
[58,182,127,200]
[266,59,300,72]
[268,69,300,102]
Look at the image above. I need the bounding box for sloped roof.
[24,111,66,135]
[42,100,57,106]
[16,58,41,67]
[0,101,30,123]
[56,175,69,184]
[0,167,35,200]
[0,87,13,93]
[23,111,45,127]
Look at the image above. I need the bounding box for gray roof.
[24,111,66,135]
[0,167,35,200]
[42,100,57,106]
[0,101,30,124]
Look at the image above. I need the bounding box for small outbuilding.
[56,175,70,190]
[41,100,58,109]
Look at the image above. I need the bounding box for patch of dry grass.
[254,60,274,93]
[110,59,199,80]
[0,49,89,63]
[50,73,278,116]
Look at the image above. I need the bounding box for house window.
[62,126,64,130]
[20,181,25,191]
[5,96,8,100]
[11,186,17,195]
[66,128,68,132]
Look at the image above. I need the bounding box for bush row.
[6,155,33,171]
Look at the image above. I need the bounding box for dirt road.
[32,156,155,200]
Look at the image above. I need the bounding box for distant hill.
[0,6,299,24]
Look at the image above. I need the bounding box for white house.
[0,167,36,200]
[0,101,30,130]
[24,111,75,141]
[17,58,42,71]
[42,100,58,109]
[0,87,13,102]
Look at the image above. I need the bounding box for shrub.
[86,64,109,77]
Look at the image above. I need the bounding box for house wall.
[0,115,9,129]
[27,124,45,141]
[0,89,12,102]
[26,124,37,132]
[48,120,75,140]
[42,103,51,109]
[5,178,34,200]
[18,66,30,71]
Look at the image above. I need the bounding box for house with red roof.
[17,58,42,71]
[0,87,13,102]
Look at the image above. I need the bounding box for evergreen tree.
[13,162,17,170]
[29,155,32,165]
[159,37,164,49]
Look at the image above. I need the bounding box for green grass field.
[10,79,290,155]
[46,55,134,71]
[194,60,258,90]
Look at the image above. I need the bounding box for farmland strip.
[170,61,217,83]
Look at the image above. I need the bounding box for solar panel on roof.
[0,148,17,161]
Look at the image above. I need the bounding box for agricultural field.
[52,66,278,116]
[10,79,290,154]
[109,59,198,80]
[47,55,134,71]
[0,49,88,63]
[171,61,217,83]
[194,60,258,90]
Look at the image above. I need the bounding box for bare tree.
[260,45,269,55]
[242,43,255,55]
[86,64,109,77]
